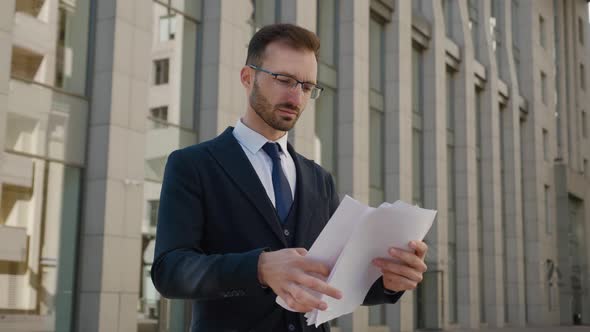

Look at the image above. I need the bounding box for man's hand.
[371,241,428,292]
[258,248,342,313]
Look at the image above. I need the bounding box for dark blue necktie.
[262,142,293,223]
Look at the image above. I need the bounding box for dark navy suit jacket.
[151,127,403,331]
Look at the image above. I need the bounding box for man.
[151,23,428,332]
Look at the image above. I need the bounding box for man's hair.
[246,23,320,67]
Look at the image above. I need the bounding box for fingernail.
[320,303,327,310]
[389,248,397,255]
[409,241,416,247]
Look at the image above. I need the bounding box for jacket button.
[284,229,290,236]
[288,323,296,331]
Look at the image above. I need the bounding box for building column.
[0,0,14,184]
[419,1,448,329]
[336,0,370,203]
[199,0,254,141]
[475,2,506,328]
[447,0,480,328]
[335,0,369,330]
[75,0,151,331]
[499,0,527,326]
[278,0,317,160]
[384,1,414,330]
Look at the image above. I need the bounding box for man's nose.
[285,84,304,105]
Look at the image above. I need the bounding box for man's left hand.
[371,240,428,292]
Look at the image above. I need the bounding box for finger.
[374,259,423,283]
[409,241,428,259]
[388,248,427,272]
[294,248,308,256]
[279,290,315,313]
[286,282,328,311]
[294,273,342,300]
[300,259,331,278]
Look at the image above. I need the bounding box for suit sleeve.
[325,173,404,306]
[150,150,269,300]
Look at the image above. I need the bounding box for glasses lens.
[310,87,322,99]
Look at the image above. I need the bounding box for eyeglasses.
[248,65,324,99]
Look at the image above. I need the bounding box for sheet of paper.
[275,196,437,327]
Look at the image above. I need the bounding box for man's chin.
[272,118,296,131]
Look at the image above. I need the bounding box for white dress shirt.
[233,119,296,207]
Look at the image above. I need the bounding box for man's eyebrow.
[274,71,317,85]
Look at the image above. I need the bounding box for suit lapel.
[289,144,321,249]
[207,127,287,247]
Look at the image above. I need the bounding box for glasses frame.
[248,64,324,99]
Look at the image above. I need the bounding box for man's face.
[247,42,318,132]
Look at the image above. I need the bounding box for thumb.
[294,248,308,256]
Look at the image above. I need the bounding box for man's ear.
[240,66,252,89]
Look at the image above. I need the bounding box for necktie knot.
[262,142,282,161]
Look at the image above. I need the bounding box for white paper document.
[275,195,437,327]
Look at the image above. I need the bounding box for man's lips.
[277,108,298,116]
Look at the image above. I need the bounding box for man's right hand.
[257,248,342,313]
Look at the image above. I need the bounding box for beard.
[249,79,301,132]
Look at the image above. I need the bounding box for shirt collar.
[234,119,289,155]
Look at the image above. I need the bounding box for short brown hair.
[245,23,320,66]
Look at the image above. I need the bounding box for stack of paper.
[276,195,437,327]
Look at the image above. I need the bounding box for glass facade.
[368,15,386,327]
[140,1,200,329]
[1,1,90,331]
[315,0,338,179]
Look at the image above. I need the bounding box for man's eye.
[302,84,313,92]
[276,76,293,84]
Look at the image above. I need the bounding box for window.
[315,0,338,178]
[446,69,457,323]
[583,111,588,138]
[468,0,479,58]
[541,71,547,105]
[475,88,485,323]
[539,15,546,48]
[251,0,276,33]
[543,129,549,161]
[369,17,386,326]
[148,200,160,228]
[150,106,168,128]
[159,15,176,41]
[579,17,584,45]
[412,47,424,206]
[512,1,521,86]
[581,63,586,90]
[584,159,588,175]
[154,59,169,85]
[443,0,453,37]
[545,186,552,234]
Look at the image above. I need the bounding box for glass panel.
[369,18,383,93]
[252,0,276,33]
[317,0,336,67]
[545,186,551,234]
[6,79,88,166]
[446,71,454,131]
[314,87,336,176]
[0,156,82,332]
[54,0,91,95]
[369,109,384,207]
[169,0,201,20]
[412,48,422,115]
[369,304,386,326]
[412,128,423,206]
[539,16,546,48]
[140,2,201,327]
